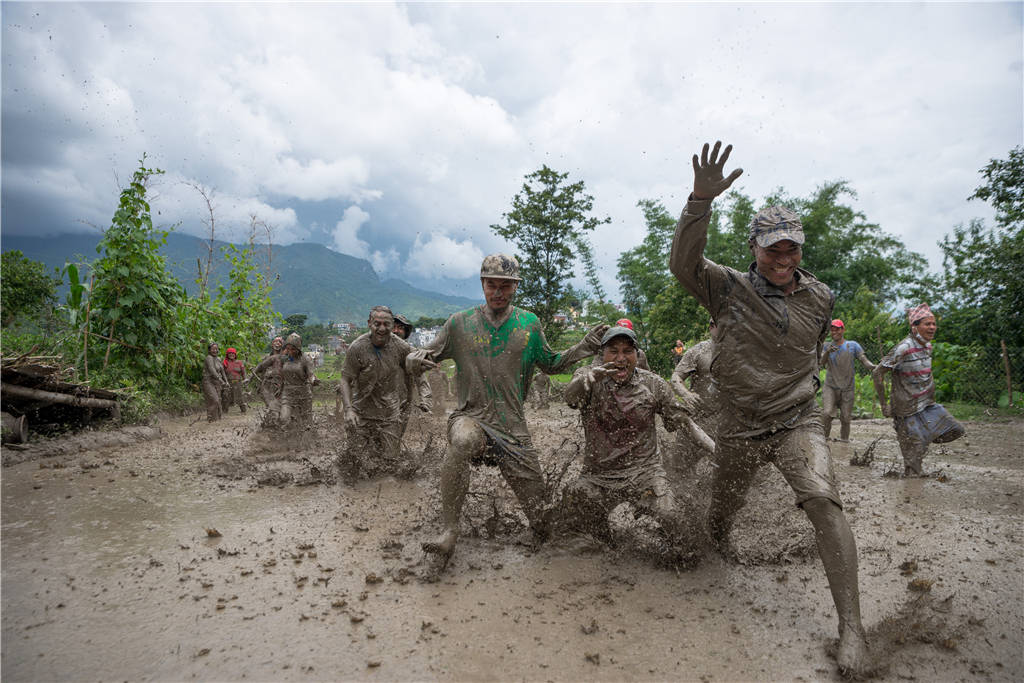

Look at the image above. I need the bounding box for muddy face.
[752,239,802,292]
[481,278,518,315]
[914,315,937,342]
[209,343,219,356]
[393,321,409,340]
[601,338,637,384]
[830,326,844,343]
[271,337,283,353]
[368,311,394,347]
[284,344,300,359]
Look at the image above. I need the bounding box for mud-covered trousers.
[893,403,965,475]
[346,416,403,478]
[821,384,854,441]
[227,379,247,413]
[202,379,223,422]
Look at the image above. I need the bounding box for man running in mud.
[530,370,552,409]
[669,141,869,675]
[202,342,229,422]
[562,325,694,555]
[669,319,720,473]
[411,254,608,565]
[392,314,433,439]
[222,347,247,414]
[872,304,965,476]
[253,336,285,425]
[279,333,318,429]
[820,319,874,442]
[339,306,429,478]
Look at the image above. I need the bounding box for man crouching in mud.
[561,325,702,564]
[669,141,869,675]
[410,254,608,566]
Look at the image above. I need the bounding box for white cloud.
[405,232,485,279]
[330,206,372,258]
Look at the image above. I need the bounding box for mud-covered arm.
[857,347,876,373]
[669,141,744,319]
[253,355,273,378]
[339,352,359,426]
[405,318,451,372]
[416,374,433,411]
[669,356,699,415]
[819,342,833,369]
[564,366,597,409]
[534,323,609,375]
[872,350,897,415]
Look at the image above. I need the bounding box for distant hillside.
[2,232,476,323]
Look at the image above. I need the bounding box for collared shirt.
[565,367,685,478]
[877,333,935,417]
[343,333,412,420]
[821,339,874,390]
[669,197,834,432]
[416,305,596,443]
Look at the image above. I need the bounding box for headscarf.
[907,303,933,327]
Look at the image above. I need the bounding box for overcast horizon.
[2,2,1021,300]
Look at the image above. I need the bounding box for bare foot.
[836,626,869,678]
[422,528,458,557]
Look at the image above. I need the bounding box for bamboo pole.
[2,383,120,417]
[1001,339,1014,407]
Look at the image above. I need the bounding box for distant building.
[327,335,344,352]
[410,326,440,348]
[333,322,357,334]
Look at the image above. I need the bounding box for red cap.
[226,347,237,355]
[614,318,634,330]
[830,319,844,329]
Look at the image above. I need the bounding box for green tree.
[1,250,59,327]
[934,145,1024,349]
[86,160,186,384]
[491,165,610,342]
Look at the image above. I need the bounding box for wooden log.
[1,383,120,419]
[1,411,28,444]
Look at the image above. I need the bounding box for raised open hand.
[692,141,743,200]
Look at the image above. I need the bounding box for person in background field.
[872,304,965,476]
[669,140,869,676]
[254,336,285,426]
[339,306,431,478]
[530,370,552,409]
[819,319,874,442]
[392,313,433,439]
[669,319,720,473]
[562,326,689,548]
[202,341,229,422]
[409,254,607,567]
[671,339,686,360]
[279,333,318,429]
[591,318,650,370]
[222,347,247,414]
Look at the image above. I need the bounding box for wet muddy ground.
[2,401,1022,681]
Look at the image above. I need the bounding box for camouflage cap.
[480,253,521,281]
[749,206,805,248]
[284,332,302,349]
[600,326,638,347]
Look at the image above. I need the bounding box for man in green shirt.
[412,254,607,565]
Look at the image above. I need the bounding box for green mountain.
[2,232,476,323]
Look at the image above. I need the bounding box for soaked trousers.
[821,384,854,441]
[227,379,247,413]
[562,467,675,540]
[893,403,965,475]
[202,380,223,422]
[346,416,404,479]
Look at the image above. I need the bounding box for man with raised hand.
[412,254,607,566]
[820,319,875,442]
[669,141,869,676]
[873,304,965,476]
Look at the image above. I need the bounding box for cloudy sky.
[2,2,1021,299]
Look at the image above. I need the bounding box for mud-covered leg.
[803,497,868,677]
[896,423,926,477]
[423,417,485,561]
[496,443,551,545]
[822,387,836,440]
[838,390,853,442]
[706,439,759,550]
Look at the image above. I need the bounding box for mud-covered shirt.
[343,333,412,421]
[203,354,227,387]
[565,367,685,480]
[280,354,315,402]
[417,305,597,443]
[669,197,835,432]
[875,333,934,417]
[820,340,873,390]
[223,358,245,381]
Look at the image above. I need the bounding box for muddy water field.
[2,393,1022,682]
